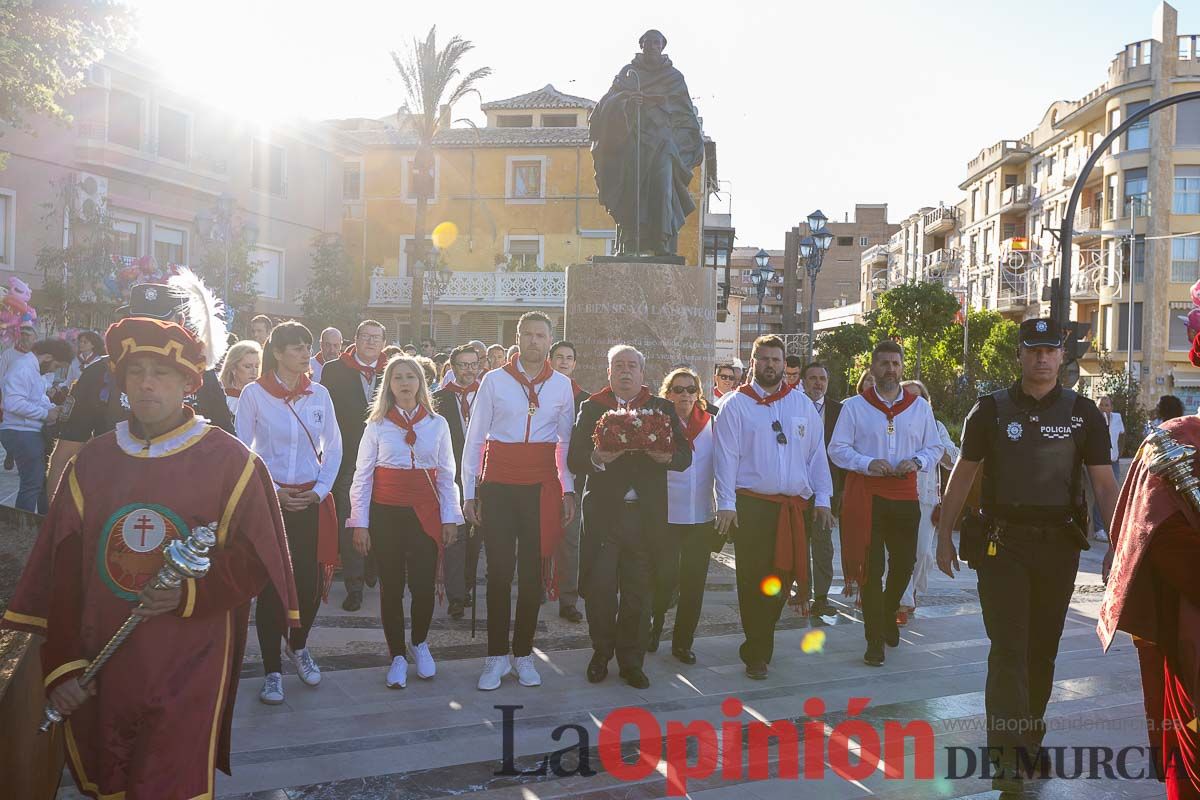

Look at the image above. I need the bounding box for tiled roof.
[344,125,591,148]
[481,84,596,111]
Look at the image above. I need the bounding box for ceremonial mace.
[1143,427,1200,515]
[38,522,219,733]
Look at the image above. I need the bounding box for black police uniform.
[958,318,1110,787]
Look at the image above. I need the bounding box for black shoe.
[884,624,900,648]
[3,455,12,470]
[864,644,885,666]
[745,662,768,680]
[812,597,837,616]
[449,601,465,620]
[672,647,696,665]
[620,668,650,689]
[364,574,378,589]
[342,590,362,612]
[559,606,582,623]
[587,654,609,683]
[646,622,663,653]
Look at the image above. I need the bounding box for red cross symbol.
[132,515,155,549]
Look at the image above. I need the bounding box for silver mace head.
[155,522,218,590]
[1144,428,1200,513]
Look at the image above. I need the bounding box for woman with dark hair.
[1154,394,1185,427]
[235,321,342,706]
[66,330,105,386]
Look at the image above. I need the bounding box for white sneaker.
[1092,530,1110,543]
[287,646,322,687]
[477,655,511,690]
[513,654,542,687]
[259,672,284,705]
[413,641,436,679]
[386,655,408,689]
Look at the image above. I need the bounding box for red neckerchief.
[78,352,99,369]
[254,373,313,404]
[386,404,428,447]
[444,380,479,422]
[502,355,555,411]
[339,344,386,385]
[589,385,652,410]
[315,352,332,366]
[713,387,724,398]
[570,378,583,397]
[738,382,792,406]
[862,386,918,421]
[683,404,710,449]
[225,386,242,398]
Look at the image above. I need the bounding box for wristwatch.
[912,456,925,471]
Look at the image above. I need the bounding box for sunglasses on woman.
[669,385,699,395]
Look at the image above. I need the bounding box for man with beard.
[714,335,833,679]
[569,345,690,687]
[830,340,943,668]
[589,29,704,257]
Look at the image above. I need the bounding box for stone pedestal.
[565,260,716,392]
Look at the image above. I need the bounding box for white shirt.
[346,409,465,529]
[667,414,716,524]
[828,388,944,476]
[1104,410,1124,462]
[309,356,325,383]
[713,384,833,511]
[225,393,240,419]
[0,352,52,432]
[234,377,342,501]
[917,419,959,505]
[460,361,575,500]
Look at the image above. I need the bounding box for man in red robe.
[1,314,298,800]
[1099,409,1200,799]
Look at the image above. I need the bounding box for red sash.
[840,472,917,596]
[683,405,710,449]
[373,466,446,601]
[480,440,564,596]
[277,480,339,602]
[589,385,652,409]
[737,489,810,612]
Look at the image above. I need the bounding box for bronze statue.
[590,29,704,259]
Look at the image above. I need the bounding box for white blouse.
[347,409,465,530]
[233,379,342,500]
[916,419,959,505]
[667,415,717,525]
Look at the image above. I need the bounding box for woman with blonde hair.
[896,379,958,623]
[650,366,718,664]
[219,340,262,417]
[856,369,876,395]
[348,355,463,689]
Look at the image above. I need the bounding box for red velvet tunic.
[1,414,298,800]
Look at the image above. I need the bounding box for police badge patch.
[1007,421,1023,441]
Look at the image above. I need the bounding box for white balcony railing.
[369,270,566,307]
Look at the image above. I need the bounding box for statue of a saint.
[590,29,704,258]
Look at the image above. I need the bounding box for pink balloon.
[1192,279,1200,307]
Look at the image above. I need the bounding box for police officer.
[935,317,1118,795]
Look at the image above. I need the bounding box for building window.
[0,191,11,266]
[1122,234,1145,283]
[1177,99,1200,146]
[113,219,141,258]
[343,160,362,201]
[1109,109,1122,156]
[1174,166,1200,214]
[1124,167,1149,216]
[836,236,853,247]
[252,140,286,196]
[398,236,434,277]
[1170,302,1194,350]
[1106,173,1119,219]
[108,90,142,150]
[505,235,542,270]
[506,156,546,202]
[703,231,731,268]
[1125,100,1150,150]
[400,156,438,203]
[1032,161,1042,184]
[983,181,992,215]
[1116,302,1143,352]
[541,114,577,127]
[1172,237,1200,283]
[250,246,283,299]
[152,225,186,266]
[970,188,979,222]
[156,106,188,162]
[859,236,869,247]
[496,115,533,128]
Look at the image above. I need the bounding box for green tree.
[300,233,364,336]
[191,232,258,329]
[1091,346,1149,456]
[978,317,1020,389]
[814,322,873,399]
[392,26,491,341]
[0,0,133,164]
[868,282,960,378]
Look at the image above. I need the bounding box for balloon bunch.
[1185,279,1200,343]
[100,255,180,304]
[0,277,38,345]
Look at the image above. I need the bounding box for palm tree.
[392,26,491,342]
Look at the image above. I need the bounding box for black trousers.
[649,520,681,628]
[976,524,1080,781]
[664,521,713,652]
[480,483,544,657]
[335,468,376,592]
[257,504,320,674]
[733,495,790,666]
[585,502,652,671]
[861,496,920,646]
[443,523,482,606]
[371,503,438,658]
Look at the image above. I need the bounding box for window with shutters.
[505,235,542,270]
[506,156,547,203]
[1174,166,1200,214]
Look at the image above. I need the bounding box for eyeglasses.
[716,373,735,382]
[359,334,385,343]
[771,420,788,445]
[669,385,699,395]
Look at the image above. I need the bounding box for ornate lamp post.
[799,209,834,362]
[749,248,775,337]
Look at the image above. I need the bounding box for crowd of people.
[0,268,1197,799]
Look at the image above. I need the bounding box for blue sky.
[129,0,1190,247]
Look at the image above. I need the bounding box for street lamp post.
[195,193,257,323]
[749,249,775,339]
[798,209,834,362]
[426,265,453,345]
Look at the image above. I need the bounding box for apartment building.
[860,202,963,315]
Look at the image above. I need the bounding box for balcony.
[887,231,904,253]
[74,121,230,197]
[1074,206,1103,240]
[998,183,1033,214]
[922,206,958,236]
[923,248,959,277]
[862,244,889,267]
[961,139,1032,189]
[369,271,565,308]
[996,278,1029,313]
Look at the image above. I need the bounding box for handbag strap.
[283,400,323,463]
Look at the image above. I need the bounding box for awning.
[1172,376,1200,388]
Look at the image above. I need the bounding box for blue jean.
[0,429,47,513]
